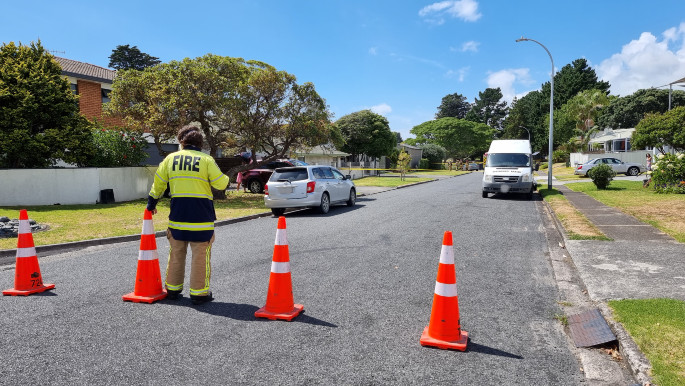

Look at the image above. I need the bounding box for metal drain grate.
[568,308,617,347]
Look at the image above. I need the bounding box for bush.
[587,163,616,189]
[419,143,447,169]
[419,158,430,169]
[87,123,149,167]
[553,149,570,163]
[651,153,685,193]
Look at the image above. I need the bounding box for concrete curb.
[0,175,453,263]
[542,193,654,385]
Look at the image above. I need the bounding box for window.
[101,89,111,103]
[312,168,325,179]
[322,168,335,179]
[331,169,345,180]
[70,83,78,95]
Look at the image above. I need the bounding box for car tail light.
[264,184,269,195]
[577,165,582,170]
[306,181,316,193]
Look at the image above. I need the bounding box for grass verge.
[565,180,685,243]
[0,191,266,250]
[539,188,611,240]
[609,298,685,385]
[353,176,434,187]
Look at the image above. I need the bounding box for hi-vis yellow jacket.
[147,146,229,242]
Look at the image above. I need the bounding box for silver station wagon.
[264,165,356,216]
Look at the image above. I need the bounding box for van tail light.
[306,181,316,193]
[264,184,269,195]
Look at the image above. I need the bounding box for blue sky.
[3,1,685,140]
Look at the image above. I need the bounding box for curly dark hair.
[177,125,203,148]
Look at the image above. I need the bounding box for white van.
[482,140,535,199]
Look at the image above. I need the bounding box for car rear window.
[270,168,308,182]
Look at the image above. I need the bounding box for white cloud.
[597,25,685,97]
[368,47,378,55]
[445,67,469,81]
[486,68,534,103]
[370,103,392,116]
[461,40,480,52]
[419,0,482,24]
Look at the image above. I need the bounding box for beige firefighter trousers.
[165,229,215,297]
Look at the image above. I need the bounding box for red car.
[240,161,295,193]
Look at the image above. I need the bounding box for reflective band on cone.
[3,209,55,296]
[420,231,468,351]
[122,209,167,303]
[255,216,303,321]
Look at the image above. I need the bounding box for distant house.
[291,146,350,167]
[398,143,423,168]
[587,128,635,152]
[53,57,122,128]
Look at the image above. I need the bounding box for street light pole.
[519,126,530,141]
[516,37,554,190]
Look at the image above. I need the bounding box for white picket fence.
[0,167,157,206]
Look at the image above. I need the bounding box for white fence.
[570,150,650,167]
[0,167,156,206]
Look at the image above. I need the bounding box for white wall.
[0,167,156,206]
[570,151,650,167]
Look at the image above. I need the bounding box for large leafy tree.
[596,88,685,129]
[541,58,610,109]
[435,92,471,119]
[420,143,447,167]
[336,110,395,160]
[503,91,549,151]
[106,54,338,165]
[632,106,685,153]
[0,41,95,167]
[464,87,508,129]
[407,117,494,159]
[108,44,161,70]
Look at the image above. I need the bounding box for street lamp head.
[516,37,528,42]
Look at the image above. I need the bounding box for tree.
[108,44,161,71]
[503,91,549,151]
[420,143,447,168]
[541,58,610,109]
[106,54,338,167]
[0,41,95,168]
[436,92,471,119]
[393,131,403,143]
[397,150,411,180]
[596,88,685,129]
[464,87,508,129]
[336,110,396,160]
[632,107,685,153]
[562,89,611,147]
[408,117,495,159]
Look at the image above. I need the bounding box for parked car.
[241,161,294,193]
[574,157,645,176]
[264,165,356,216]
[468,162,479,171]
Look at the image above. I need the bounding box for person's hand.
[150,209,157,215]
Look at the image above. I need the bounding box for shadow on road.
[160,299,337,327]
[466,341,524,359]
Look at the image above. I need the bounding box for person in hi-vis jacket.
[147,125,229,305]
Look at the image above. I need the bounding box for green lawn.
[0,191,266,250]
[565,180,685,242]
[352,176,434,187]
[609,299,685,385]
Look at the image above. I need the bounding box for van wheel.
[271,208,285,216]
[482,191,488,198]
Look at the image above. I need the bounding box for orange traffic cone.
[122,209,167,303]
[3,209,55,296]
[255,216,304,321]
[420,231,468,351]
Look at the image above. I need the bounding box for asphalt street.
[0,173,584,385]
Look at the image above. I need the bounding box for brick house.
[53,56,123,127]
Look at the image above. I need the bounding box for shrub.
[419,158,430,169]
[587,163,616,189]
[88,122,149,167]
[420,143,447,169]
[553,149,570,163]
[651,153,685,193]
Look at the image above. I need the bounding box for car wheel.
[318,192,330,214]
[482,191,488,198]
[271,208,285,217]
[248,179,263,193]
[346,189,356,207]
[627,166,639,176]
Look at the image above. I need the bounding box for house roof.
[399,143,422,150]
[54,56,116,84]
[296,145,349,157]
[588,128,635,144]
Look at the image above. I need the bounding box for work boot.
[190,292,214,305]
[166,289,182,300]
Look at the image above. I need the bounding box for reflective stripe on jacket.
[148,147,229,241]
